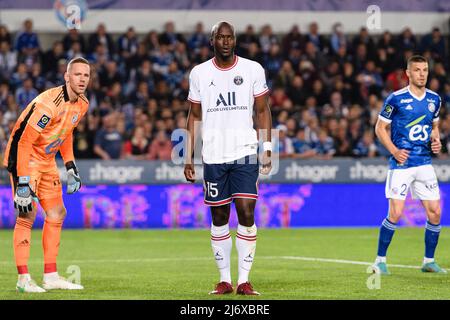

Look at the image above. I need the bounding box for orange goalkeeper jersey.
[3,85,89,176]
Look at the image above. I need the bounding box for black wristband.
[65,161,78,174]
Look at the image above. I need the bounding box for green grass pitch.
[0,228,449,300]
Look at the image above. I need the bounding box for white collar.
[407,86,426,101]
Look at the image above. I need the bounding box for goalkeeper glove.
[14,176,39,214]
[65,161,81,194]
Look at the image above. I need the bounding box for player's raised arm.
[255,93,272,175]
[184,101,201,182]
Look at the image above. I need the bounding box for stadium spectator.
[94,113,123,160]
[0,41,17,79]
[237,25,258,57]
[420,27,446,60]
[353,129,377,158]
[73,117,96,159]
[188,22,209,54]
[0,81,10,111]
[117,27,139,61]
[0,25,12,46]
[148,129,172,160]
[397,27,417,53]
[282,25,305,53]
[14,19,40,66]
[15,78,38,110]
[306,22,327,53]
[330,23,346,55]
[88,23,115,55]
[62,28,86,53]
[273,124,294,158]
[292,127,316,159]
[259,24,278,54]
[123,126,150,160]
[314,129,336,159]
[42,41,66,75]
[159,21,185,50]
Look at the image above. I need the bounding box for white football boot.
[42,273,84,290]
[16,274,46,293]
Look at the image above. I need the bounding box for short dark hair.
[67,57,90,71]
[407,55,428,68]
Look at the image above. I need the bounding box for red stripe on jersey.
[212,56,238,71]
[254,88,269,98]
[188,97,201,104]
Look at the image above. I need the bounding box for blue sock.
[425,221,441,260]
[377,218,397,257]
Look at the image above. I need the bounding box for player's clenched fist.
[184,164,196,183]
[14,176,38,214]
[431,137,442,154]
[260,151,272,175]
[393,149,410,164]
[65,161,81,194]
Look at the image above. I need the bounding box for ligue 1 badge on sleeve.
[234,75,243,85]
[54,0,88,30]
[428,102,436,113]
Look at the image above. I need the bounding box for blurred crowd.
[0,19,449,162]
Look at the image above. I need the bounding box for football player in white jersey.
[184,21,272,295]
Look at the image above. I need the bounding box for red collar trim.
[212,55,238,71]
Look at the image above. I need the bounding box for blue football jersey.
[378,86,441,169]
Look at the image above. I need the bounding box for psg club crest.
[428,103,436,113]
[234,75,243,85]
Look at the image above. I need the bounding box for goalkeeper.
[3,57,90,293]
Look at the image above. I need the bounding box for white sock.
[43,272,59,281]
[375,256,386,263]
[423,257,435,264]
[236,224,257,285]
[211,224,232,283]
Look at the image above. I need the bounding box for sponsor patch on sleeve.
[37,114,51,129]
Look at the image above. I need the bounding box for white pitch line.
[277,256,427,270]
[0,255,447,271]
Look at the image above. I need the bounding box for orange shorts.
[10,166,63,212]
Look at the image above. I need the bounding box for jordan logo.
[244,253,253,263]
[215,252,223,261]
[209,80,215,87]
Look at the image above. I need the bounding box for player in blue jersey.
[372,55,446,275]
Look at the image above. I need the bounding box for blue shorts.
[203,155,259,206]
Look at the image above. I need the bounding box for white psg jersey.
[188,55,269,164]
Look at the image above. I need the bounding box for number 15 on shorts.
[205,181,218,198]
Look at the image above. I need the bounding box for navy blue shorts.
[203,155,259,206]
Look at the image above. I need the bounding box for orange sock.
[13,217,33,274]
[42,217,63,274]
